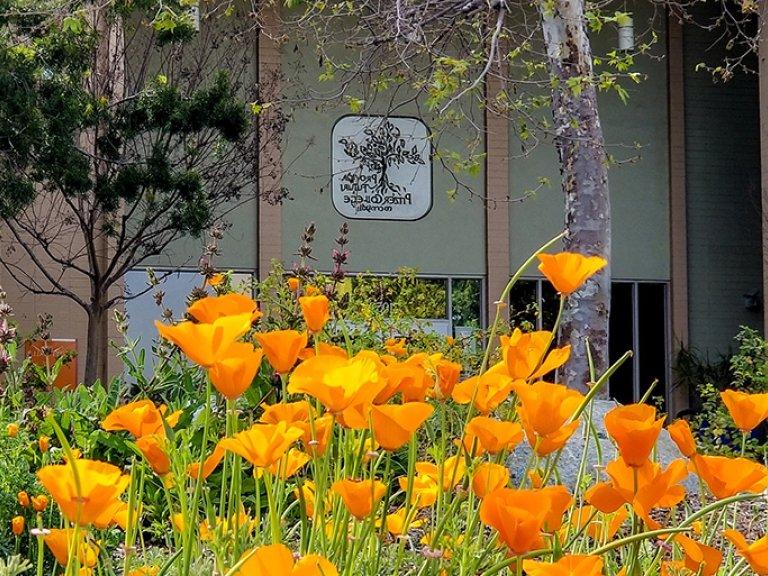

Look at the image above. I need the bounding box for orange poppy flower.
[288,353,384,414]
[416,455,467,492]
[399,473,439,508]
[331,478,387,520]
[300,342,349,361]
[463,416,524,456]
[522,555,603,576]
[6,423,18,437]
[724,530,768,575]
[44,528,99,567]
[479,488,551,555]
[294,480,325,518]
[452,372,515,414]
[586,458,687,529]
[102,400,181,439]
[287,277,300,292]
[433,358,462,399]
[380,360,431,403]
[205,272,225,287]
[537,252,607,295]
[260,400,313,424]
[514,381,583,456]
[293,414,334,456]
[500,329,571,381]
[218,422,303,469]
[187,293,261,323]
[604,403,664,467]
[31,495,48,512]
[255,330,308,374]
[208,343,264,399]
[231,543,338,576]
[265,448,311,479]
[667,419,697,458]
[136,434,171,476]
[112,502,142,531]
[155,313,252,367]
[720,389,768,432]
[17,491,29,508]
[385,338,407,357]
[299,295,331,333]
[538,485,573,532]
[471,463,510,498]
[38,459,129,527]
[11,515,24,536]
[371,402,434,450]
[187,445,226,480]
[690,454,768,499]
[382,507,423,536]
[671,534,723,576]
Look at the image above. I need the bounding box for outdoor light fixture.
[618,17,634,51]
[188,5,201,31]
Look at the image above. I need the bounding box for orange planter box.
[24,339,78,391]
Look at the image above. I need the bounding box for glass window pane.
[540,281,560,331]
[609,282,635,404]
[451,278,482,332]
[350,273,447,319]
[509,280,538,331]
[638,283,668,411]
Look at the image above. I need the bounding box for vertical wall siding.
[683,17,763,355]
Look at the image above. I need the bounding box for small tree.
[0,1,281,384]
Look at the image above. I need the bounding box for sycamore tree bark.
[83,6,124,386]
[540,0,611,392]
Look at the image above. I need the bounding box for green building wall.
[507,2,671,281]
[279,40,486,277]
[683,14,763,355]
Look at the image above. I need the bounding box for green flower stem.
[590,526,689,556]
[263,471,282,544]
[639,379,659,404]
[122,460,143,576]
[570,350,633,423]
[642,492,762,576]
[225,398,244,558]
[35,513,44,576]
[47,415,83,576]
[479,231,566,376]
[182,377,214,576]
[479,547,551,576]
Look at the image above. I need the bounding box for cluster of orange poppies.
[19,251,768,576]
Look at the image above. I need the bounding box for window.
[342,274,485,337]
[124,268,255,379]
[509,279,670,408]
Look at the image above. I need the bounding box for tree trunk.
[84,304,109,385]
[541,0,611,392]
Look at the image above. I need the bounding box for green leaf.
[63,16,84,35]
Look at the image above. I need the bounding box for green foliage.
[0,1,256,300]
[683,327,768,459]
[0,556,32,576]
[0,409,37,557]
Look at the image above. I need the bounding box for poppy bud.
[32,495,48,512]
[11,515,24,536]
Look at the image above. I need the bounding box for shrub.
[684,327,768,459]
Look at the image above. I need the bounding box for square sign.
[332,115,432,220]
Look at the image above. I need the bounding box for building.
[1,2,765,417]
